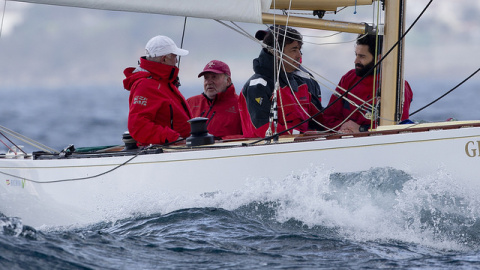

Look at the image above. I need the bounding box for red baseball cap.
[198,60,231,78]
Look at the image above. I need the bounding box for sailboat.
[1,0,479,228]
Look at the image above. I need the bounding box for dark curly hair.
[356,34,383,56]
[263,25,303,50]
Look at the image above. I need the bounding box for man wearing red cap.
[123,35,192,145]
[187,60,242,139]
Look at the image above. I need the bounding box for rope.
[0,131,26,155]
[0,125,59,153]
[0,137,187,184]
[248,0,435,145]
[0,150,143,184]
[410,68,480,116]
[370,0,382,130]
[0,137,16,153]
[0,0,6,39]
[177,16,188,69]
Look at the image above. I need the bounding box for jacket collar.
[139,56,179,82]
[253,49,298,91]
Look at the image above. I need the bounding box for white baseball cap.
[145,35,189,57]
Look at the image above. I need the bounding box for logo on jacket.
[133,96,148,106]
[226,106,237,113]
[255,97,263,105]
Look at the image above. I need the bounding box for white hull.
[1,122,480,228]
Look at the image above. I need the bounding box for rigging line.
[0,131,26,155]
[277,77,290,135]
[178,16,188,69]
[315,96,377,133]
[275,54,328,130]
[302,32,342,38]
[316,0,433,120]
[230,21,256,39]
[409,68,480,117]
[214,20,259,44]
[300,33,370,96]
[248,0,433,145]
[0,150,142,184]
[0,0,7,40]
[0,137,16,154]
[285,55,378,132]
[283,61,377,132]
[269,0,294,136]
[264,44,375,119]
[302,36,364,46]
[0,0,5,39]
[328,0,434,115]
[278,47,375,113]
[0,124,58,153]
[370,0,382,130]
[1,145,149,184]
[273,23,293,135]
[0,137,187,184]
[267,10,372,133]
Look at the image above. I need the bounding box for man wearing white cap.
[187,60,242,139]
[123,35,192,145]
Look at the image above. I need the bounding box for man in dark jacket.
[239,26,323,138]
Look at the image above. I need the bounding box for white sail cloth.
[7,0,273,23]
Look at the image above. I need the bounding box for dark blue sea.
[1,80,480,269]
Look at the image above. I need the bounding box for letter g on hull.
[465,141,480,157]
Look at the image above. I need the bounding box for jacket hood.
[123,67,150,91]
[123,57,180,91]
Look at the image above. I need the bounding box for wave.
[3,166,480,252]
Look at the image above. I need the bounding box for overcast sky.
[0,0,478,99]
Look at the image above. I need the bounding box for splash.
[0,215,37,240]
[178,165,480,250]
[88,164,480,250]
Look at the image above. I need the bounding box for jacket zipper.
[169,104,174,129]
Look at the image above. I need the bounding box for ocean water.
[2,166,480,269]
[1,81,480,269]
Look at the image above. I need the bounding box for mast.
[379,0,406,126]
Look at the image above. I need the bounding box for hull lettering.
[465,141,480,157]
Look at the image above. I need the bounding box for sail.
[9,0,375,33]
[7,0,273,24]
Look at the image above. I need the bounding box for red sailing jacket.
[123,57,192,145]
[239,83,321,138]
[186,84,242,138]
[323,69,413,131]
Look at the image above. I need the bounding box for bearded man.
[323,34,413,133]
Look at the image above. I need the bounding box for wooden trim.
[262,13,368,34]
[270,0,373,11]
[294,122,480,142]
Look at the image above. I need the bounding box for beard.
[355,60,375,77]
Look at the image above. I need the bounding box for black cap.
[255,30,268,41]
